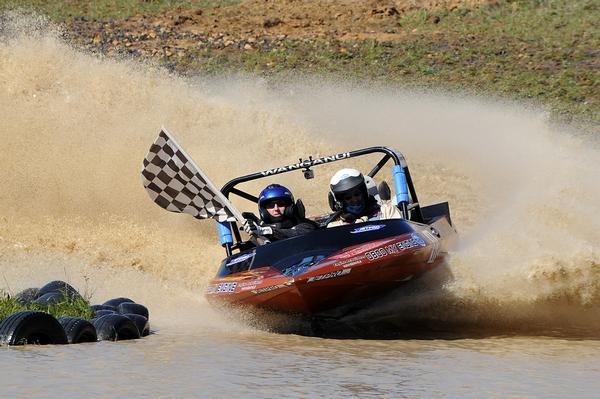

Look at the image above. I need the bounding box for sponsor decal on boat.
[421,230,439,263]
[331,240,390,259]
[251,280,293,294]
[307,268,351,283]
[216,282,237,293]
[350,224,386,234]
[410,233,427,247]
[226,252,255,266]
[365,248,389,261]
[260,152,350,176]
[333,256,366,268]
[238,280,263,287]
[205,284,217,294]
[396,233,427,250]
[238,279,263,292]
[364,233,428,261]
[340,260,363,268]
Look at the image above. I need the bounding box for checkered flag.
[141,128,243,223]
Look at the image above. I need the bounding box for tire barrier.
[117,302,149,319]
[93,314,141,341]
[0,311,68,345]
[14,288,40,305]
[122,313,150,337]
[90,304,117,312]
[38,280,83,302]
[102,297,134,308]
[1,282,151,346]
[33,292,65,307]
[93,309,117,318]
[58,316,97,344]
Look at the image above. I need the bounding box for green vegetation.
[1,0,597,128]
[0,0,241,21]
[0,291,94,320]
[180,0,599,127]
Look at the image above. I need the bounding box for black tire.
[58,316,97,344]
[122,313,150,337]
[90,304,116,312]
[38,280,82,301]
[14,288,40,305]
[117,302,149,319]
[34,292,65,306]
[92,314,140,341]
[0,311,68,345]
[93,309,116,318]
[102,297,134,308]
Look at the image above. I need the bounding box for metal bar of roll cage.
[220,146,424,252]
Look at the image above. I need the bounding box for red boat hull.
[206,218,456,315]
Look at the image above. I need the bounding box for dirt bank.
[65,0,494,57]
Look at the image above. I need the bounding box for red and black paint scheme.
[206,217,456,315]
[140,133,457,319]
[205,146,457,316]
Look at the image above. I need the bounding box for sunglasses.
[264,199,290,209]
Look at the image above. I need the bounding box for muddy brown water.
[1,16,599,398]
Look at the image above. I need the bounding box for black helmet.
[329,168,368,214]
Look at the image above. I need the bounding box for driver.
[243,184,316,241]
[327,169,402,227]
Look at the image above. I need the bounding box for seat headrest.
[295,199,306,219]
[378,181,392,201]
[328,192,338,212]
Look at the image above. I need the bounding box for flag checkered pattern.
[141,129,235,222]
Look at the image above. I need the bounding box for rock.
[173,15,191,26]
[386,7,400,16]
[263,18,282,28]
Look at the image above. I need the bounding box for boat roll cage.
[217,146,424,256]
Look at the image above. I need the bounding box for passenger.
[243,184,317,241]
[327,169,402,228]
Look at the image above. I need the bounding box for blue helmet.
[258,184,294,222]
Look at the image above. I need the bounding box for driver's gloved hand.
[242,219,272,236]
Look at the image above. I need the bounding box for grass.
[1,0,598,128]
[0,0,241,21]
[175,0,599,127]
[0,290,94,321]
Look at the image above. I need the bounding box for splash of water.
[1,15,598,335]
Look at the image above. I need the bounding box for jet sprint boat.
[141,129,457,318]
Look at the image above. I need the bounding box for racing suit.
[262,218,318,241]
[327,199,402,228]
